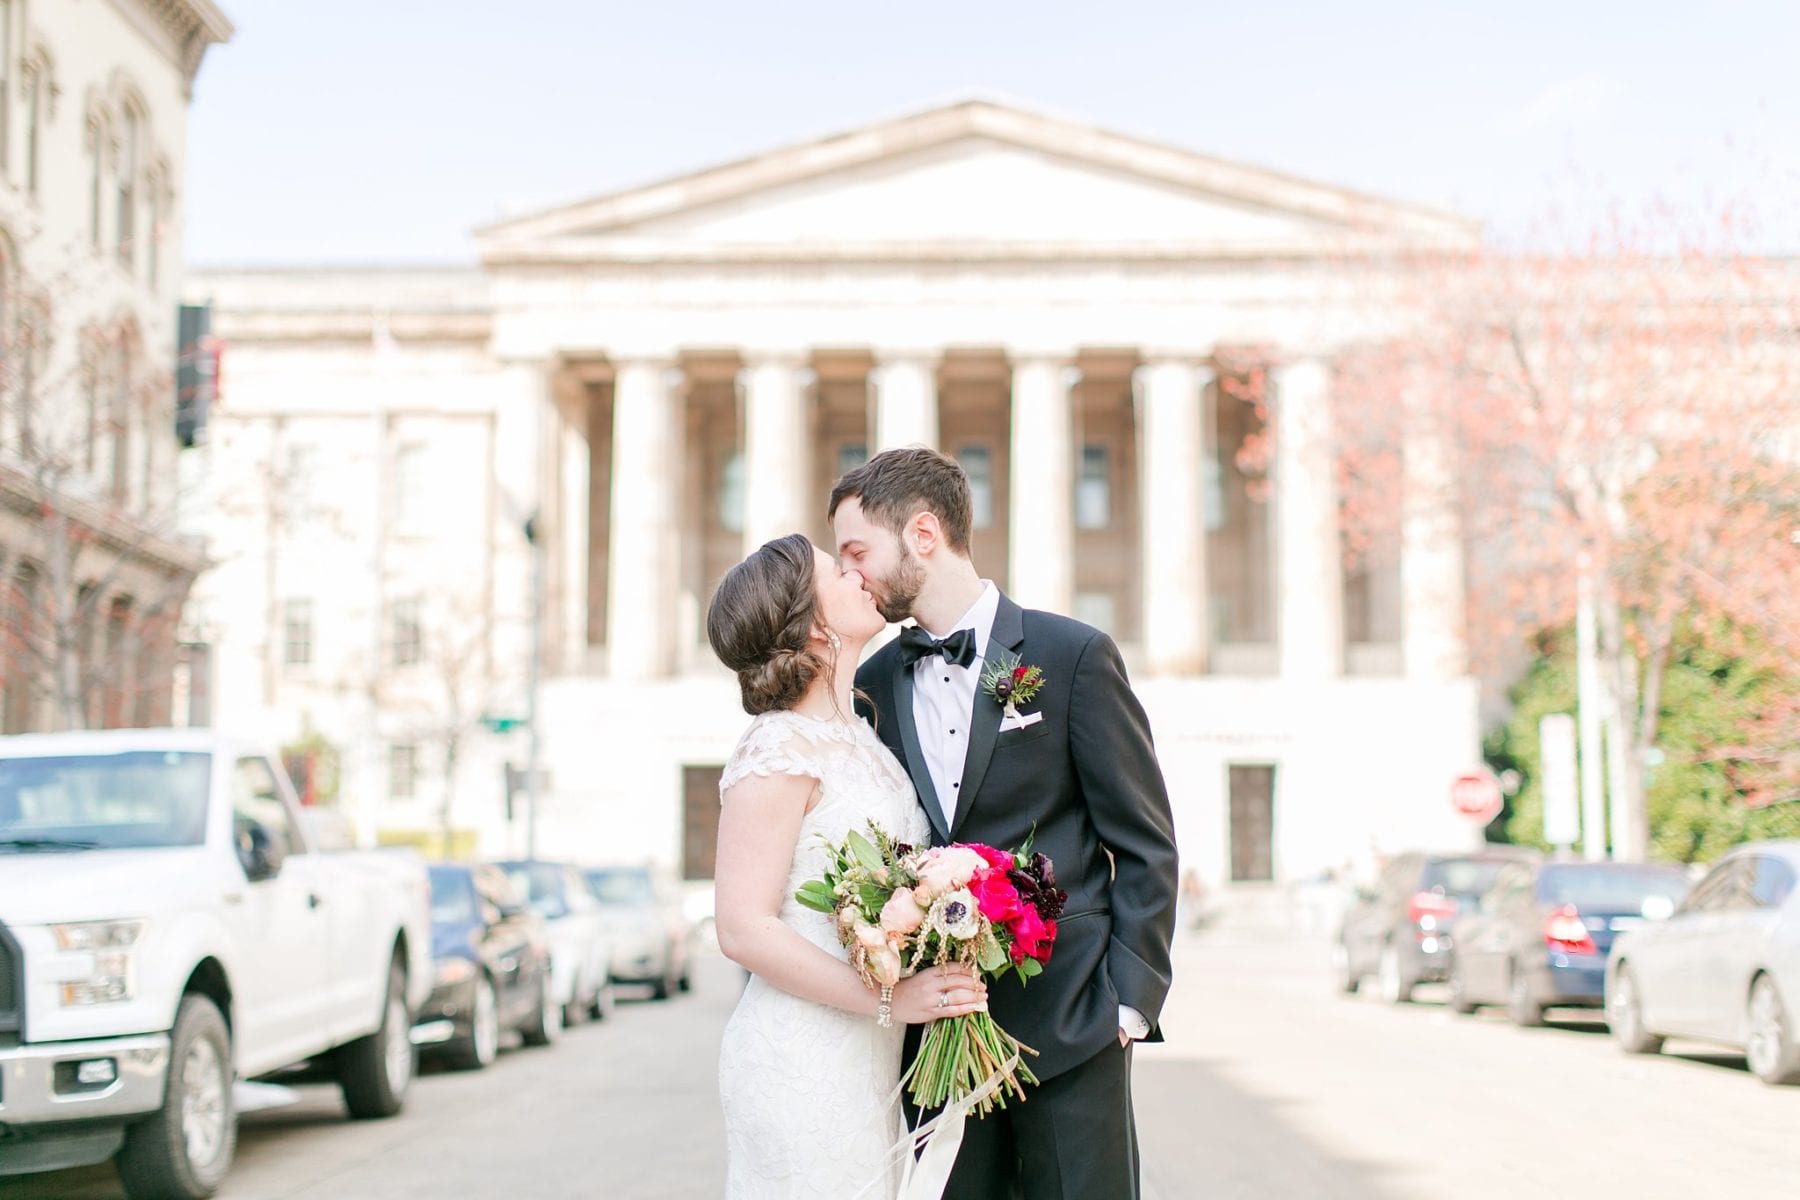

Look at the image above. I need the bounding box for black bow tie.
[898,625,978,669]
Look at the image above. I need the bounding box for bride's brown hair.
[707,533,835,716]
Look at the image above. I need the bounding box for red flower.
[1012,665,1028,682]
[1008,906,1053,963]
[970,869,1022,923]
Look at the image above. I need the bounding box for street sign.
[1540,713,1580,848]
[1450,769,1503,825]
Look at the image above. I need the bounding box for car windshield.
[1538,865,1690,911]
[0,752,212,852]
[1421,858,1514,901]
[501,863,569,919]
[428,867,479,925]
[587,868,655,905]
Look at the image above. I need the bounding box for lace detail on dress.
[717,710,932,1200]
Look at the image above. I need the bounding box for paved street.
[12,926,1800,1199]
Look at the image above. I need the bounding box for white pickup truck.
[0,729,431,1199]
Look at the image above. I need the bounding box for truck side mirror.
[240,822,286,882]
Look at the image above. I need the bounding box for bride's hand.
[891,964,988,1024]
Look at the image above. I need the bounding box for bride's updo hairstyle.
[707,533,830,716]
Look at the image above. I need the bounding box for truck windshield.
[0,752,212,851]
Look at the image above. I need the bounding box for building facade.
[0,0,232,732]
[191,100,1490,887]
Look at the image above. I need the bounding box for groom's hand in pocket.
[892,964,987,1025]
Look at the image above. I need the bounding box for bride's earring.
[827,629,842,652]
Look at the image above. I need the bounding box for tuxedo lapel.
[950,593,1026,838]
[892,649,951,843]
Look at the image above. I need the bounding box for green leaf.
[846,829,884,874]
[794,887,837,914]
[978,937,1008,973]
[1018,957,1044,980]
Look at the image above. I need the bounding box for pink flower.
[964,843,1015,873]
[854,921,886,951]
[916,847,986,897]
[969,870,1022,923]
[869,945,903,987]
[879,887,926,935]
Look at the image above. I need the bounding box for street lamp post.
[523,511,543,862]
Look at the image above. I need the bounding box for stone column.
[1400,394,1467,679]
[871,353,938,451]
[1137,358,1213,675]
[1008,357,1074,615]
[741,354,813,552]
[606,359,682,681]
[1274,358,1344,678]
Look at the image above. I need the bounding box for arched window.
[117,106,141,266]
[87,111,109,249]
[22,49,52,200]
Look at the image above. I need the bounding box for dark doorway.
[1228,765,1276,882]
[682,764,724,881]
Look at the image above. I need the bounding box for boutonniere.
[979,650,1046,720]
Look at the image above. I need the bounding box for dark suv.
[1336,846,1541,1002]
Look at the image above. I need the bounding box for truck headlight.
[53,920,145,1006]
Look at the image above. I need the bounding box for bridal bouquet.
[796,823,1065,1117]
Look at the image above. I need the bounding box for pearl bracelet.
[877,984,894,1028]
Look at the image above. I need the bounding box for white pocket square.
[998,711,1044,733]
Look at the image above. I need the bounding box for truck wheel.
[116,993,236,1200]
[336,961,413,1119]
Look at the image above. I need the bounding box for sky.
[182,1,1800,264]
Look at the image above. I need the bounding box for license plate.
[1610,917,1645,931]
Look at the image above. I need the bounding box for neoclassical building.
[192,99,1488,889]
[0,0,232,732]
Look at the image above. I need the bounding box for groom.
[831,447,1178,1200]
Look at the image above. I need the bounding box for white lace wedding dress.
[718,710,932,1200]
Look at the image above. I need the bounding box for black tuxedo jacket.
[856,592,1178,1080]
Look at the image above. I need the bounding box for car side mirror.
[241,822,285,882]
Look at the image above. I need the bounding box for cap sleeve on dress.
[719,713,828,798]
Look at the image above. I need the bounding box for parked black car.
[413,862,560,1070]
[1337,846,1541,1002]
[1448,858,1690,1025]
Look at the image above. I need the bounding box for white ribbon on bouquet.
[848,1050,1022,1200]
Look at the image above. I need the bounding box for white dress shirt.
[907,581,1149,1043]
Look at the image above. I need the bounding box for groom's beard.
[871,547,926,624]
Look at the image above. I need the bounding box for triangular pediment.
[478,98,1476,263]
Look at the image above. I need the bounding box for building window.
[87,116,106,249]
[117,108,139,267]
[388,743,418,799]
[282,599,313,666]
[147,177,164,287]
[718,449,745,533]
[391,597,422,667]
[23,61,43,199]
[836,443,867,477]
[958,445,994,530]
[15,295,47,457]
[1073,591,1116,636]
[1076,444,1111,530]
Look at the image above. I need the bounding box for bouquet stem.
[906,1013,1040,1118]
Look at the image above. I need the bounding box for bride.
[708,533,987,1200]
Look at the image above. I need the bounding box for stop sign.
[1451,770,1503,824]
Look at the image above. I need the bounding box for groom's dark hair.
[829,447,973,554]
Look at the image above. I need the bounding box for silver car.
[1606,841,1800,1085]
[586,864,692,1000]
